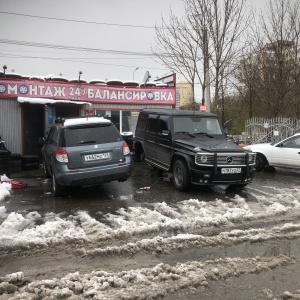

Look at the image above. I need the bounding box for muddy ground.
[1,163,300,299]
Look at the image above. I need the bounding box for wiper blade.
[195,132,214,138]
[175,131,196,138]
[78,140,96,144]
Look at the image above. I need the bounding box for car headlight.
[248,154,256,163]
[200,155,208,163]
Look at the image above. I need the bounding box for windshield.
[172,116,223,136]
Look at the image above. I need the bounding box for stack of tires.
[0,153,40,177]
[10,153,22,174]
[0,150,11,177]
[21,155,40,171]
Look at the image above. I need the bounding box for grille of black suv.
[195,152,255,167]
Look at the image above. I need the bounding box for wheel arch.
[255,152,269,172]
[134,141,145,161]
[171,153,193,173]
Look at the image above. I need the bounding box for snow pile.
[0,186,300,252]
[0,179,11,218]
[7,256,292,299]
[0,185,300,298]
[0,212,88,251]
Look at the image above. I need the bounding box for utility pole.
[203,28,211,112]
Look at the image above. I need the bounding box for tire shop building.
[0,72,177,169]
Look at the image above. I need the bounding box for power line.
[0,11,159,29]
[0,52,167,71]
[0,38,157,57]
[0,49,146,60]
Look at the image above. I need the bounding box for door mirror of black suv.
[38,137,46,145]
[161,130,170,136]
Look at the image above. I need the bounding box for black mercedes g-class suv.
[134,108,256,191]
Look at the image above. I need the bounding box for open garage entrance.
[22,103,44,157]
[22,103,81,157]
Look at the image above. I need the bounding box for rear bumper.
[53,156,134,187]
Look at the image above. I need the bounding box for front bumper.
[190,166,255,186]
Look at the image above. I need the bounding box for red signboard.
[85,108,96,116]
[200,105,207,112]
[0,79,176,105]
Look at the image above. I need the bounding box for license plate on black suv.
[84,153,110,161]
[221,168,241,174]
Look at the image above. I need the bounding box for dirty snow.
[1,182,300,299]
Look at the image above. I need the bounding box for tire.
[21,155,39,164]
[52,173,64,197]
[139,152,145,162]
[0,150,10,158]
[0,165,11,177]
[0,151,11,176]
[43,161,51,178]
[0,158,10,165]
[10,161,22,173]
[173,159,190,191]
[21,155,40,171]
[134,143,145,162]
[255,154,267,172]
[10,153,22,173]
[21,163,39,171]
[10,153,21,161]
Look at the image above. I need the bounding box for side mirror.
[121,131,133,137]
[162,130,170,136]
[38,137,46,145]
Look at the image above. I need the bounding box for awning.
[17,97,91,106]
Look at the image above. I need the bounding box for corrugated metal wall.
[0,99,22,153]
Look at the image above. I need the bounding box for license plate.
[84,153,110,161]
[221,167,241,174]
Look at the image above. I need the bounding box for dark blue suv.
[39,116,134,197]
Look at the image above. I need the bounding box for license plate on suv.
[84,153,110,162]
[221,167,241,174]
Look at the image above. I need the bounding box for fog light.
[199,179,203,183]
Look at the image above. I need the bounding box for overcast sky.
[0,0,267,85]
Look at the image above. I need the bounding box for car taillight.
[55,149,69,163]
[122,142,130,156]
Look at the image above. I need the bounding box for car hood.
[174,138,244,153]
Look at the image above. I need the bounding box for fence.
[244,117,300,144]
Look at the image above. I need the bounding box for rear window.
[64,124,122,147]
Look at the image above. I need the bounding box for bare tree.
[237,0,300,118]
[152,0,248,122]
[152,10,202,103]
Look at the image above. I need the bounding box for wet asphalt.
[2,161,300,221]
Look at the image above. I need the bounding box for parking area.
[2,162,300,299]
[3,160,300,220]
[3,161,229,218]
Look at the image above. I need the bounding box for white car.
[243,133,300,172]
